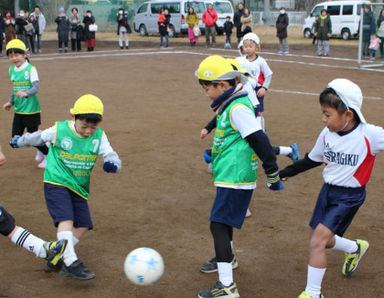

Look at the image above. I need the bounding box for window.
[137,3,148,14]
[327,5,341,16]
[151,3,164,14]
[211,2,232,14]
[342,5,353,15]
[184,1,205,13]
[164,3,180,13]
[311,5,324,17]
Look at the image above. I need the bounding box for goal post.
[358,2,384,69]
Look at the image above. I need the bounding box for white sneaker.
[38,156,47,168]
[35,150,44,162]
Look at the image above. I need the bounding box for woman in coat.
[186,7,199,46]
[315,9,332,56]
[4,12,16,45]
[276,7,289,54]
[83,10,96,51]
[362,6,376,58]
[69,7,82,52]
[240,8,252,35]
[55,7,70,53]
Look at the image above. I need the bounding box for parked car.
[302,0,372,40]
[204,0,234,35]
[133,0,206,36]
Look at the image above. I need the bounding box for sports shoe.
[288,143,301,162]
[45,258,64,272]
[44,239,67,264]
[283,50,289,54]
[35,150,44,162]
[60,259,95,280]
[38,155,47,168]
[342,239,369,276]
[200,255,238,274]
[298,291,324,298]
[245,208,252,217]
[198,281,239,298]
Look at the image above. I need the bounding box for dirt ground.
[0,35,384,298]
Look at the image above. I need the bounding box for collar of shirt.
[15,61,29,71]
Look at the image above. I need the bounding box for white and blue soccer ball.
[124,247,164,286]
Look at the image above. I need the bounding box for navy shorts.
[210,187,253,229]
[44,183,93,229]
[310,183,366,236]
[0,205,16,236]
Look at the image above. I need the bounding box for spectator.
[15,10,28,48]
[223,16,233,48]
[55,7,70,53]
[0,12,5,57]
[276,7,289,54]
[83,10,96,52]
[116,8,130,49]
[377,8,384,58]
[27,13,37,54]
[69,8,82,52]
[202,3,217,47]
[4,12,16,45]
[240,8,252,35]
[186,7,199,46]
[30,5,46,53]
[315,9,332,56]
[158,9,170,48]
[361,5,376,58]
[233,3,244,44]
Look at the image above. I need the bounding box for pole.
[357,5,363,67]
[264,0,270,25]
[15,0,20,14]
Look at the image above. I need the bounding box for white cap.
[327,78,366,124]
[242,32,260,45]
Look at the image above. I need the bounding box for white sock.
[279,146,292,156]
[331,235,358,253]
[73,236,79,246]
[305,265,326,298]
[57,231,78,266]
[217,262,233,287]
[11,227,46,258]
[230,241,234,254]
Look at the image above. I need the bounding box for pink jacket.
[369,37,381,50]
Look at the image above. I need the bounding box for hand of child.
[103,161,118,173]
[3,102,12,111]
[266,172,284,191]
[256,88,266,98]
[9,135,21,148]
[200,128,209,139]
[16,91,28,98]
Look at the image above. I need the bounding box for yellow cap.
[70,94,104,115]
[6,39,27,52]
[226,58,247,73]
[197,55,239,81]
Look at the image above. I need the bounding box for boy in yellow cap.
[196,55,283,298]
[10,94,121,280]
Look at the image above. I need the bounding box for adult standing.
[362,5,376,58]
[4,12,16,45]
[69,8,82,52]
[233,3,244,44]
[377,8,384,58]
[30,5,46,53]
[276,7,289,54]
[202,3,217,47]
[315,9,332,56]
[158,9,170,48]
[116,8,130,49]
[240,7,252,35]
[15,10,29,49]
[83,10,96,52]
[0,12,5,57]
[55,7,70,53]
[186,7,199,46]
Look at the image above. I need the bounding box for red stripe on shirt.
[353,136,376,186]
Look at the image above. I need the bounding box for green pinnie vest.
[9,64,41,114]
[44,120,104,199]
[212,95,258,187]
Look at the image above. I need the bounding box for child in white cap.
[279,78,384,298]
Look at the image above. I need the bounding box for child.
[2,39,49,168]
[10,94,122,280]
[237,33,300,161]
[196,55,283,298]
[0,143,67,267]
[223,16,233,48]
[55,7,70,53]
[279,78,383,298]
[368,34,381,60]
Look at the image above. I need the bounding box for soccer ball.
[124,247,164,286]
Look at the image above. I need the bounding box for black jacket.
[276,13,288,39]
[223,20,233,35]
[315,15,332,40]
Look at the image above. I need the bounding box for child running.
[196,55,283,298]
[236,32,300,161]
[2,39,49,168]
[0,143,67,267]
[10,94,122,280]
[279,79,383,298]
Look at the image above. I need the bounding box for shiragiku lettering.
[324,150,359,166]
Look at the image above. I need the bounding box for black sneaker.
[60,259,95,280]
[200,255,238,274]
[45,258,63,272]
[198,281,240,298]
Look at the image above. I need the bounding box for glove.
[266,172,284,191]
[9,135,21,148]
[103,161,118,173]
[203,149,212,164]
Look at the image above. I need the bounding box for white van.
[133,0,206,36]
[204,0,234,34]
[302,0,372,40]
